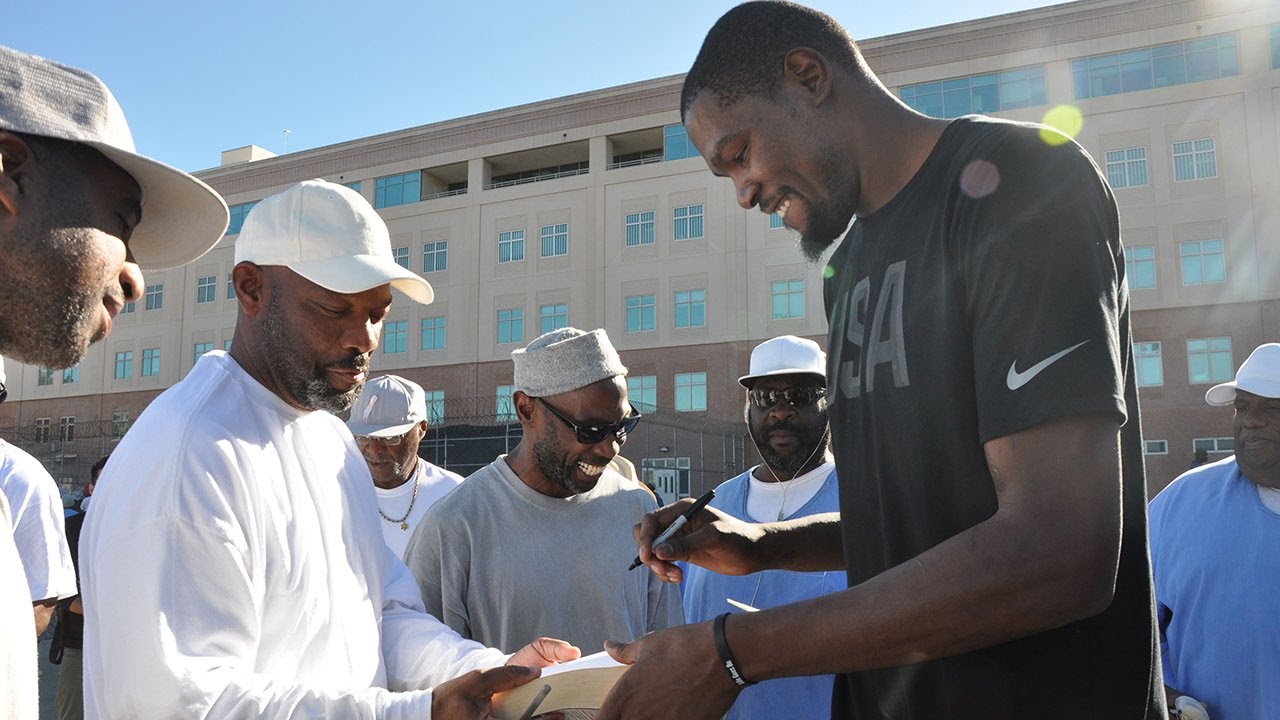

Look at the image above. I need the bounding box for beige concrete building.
[3,0,1277,496]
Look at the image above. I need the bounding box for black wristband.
[713,612,756,687]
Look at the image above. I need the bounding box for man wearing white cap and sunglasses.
[0,44,229,716]
[348,375,463,560]
[680,335,845,720]
[1149,342,1280,720]
[81,180,579,719]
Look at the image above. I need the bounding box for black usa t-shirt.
[823,117,1162,719]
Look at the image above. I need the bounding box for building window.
[226,201,258,236]
[1187,337,1232,384]
[488,162,589,189]
[196,275,217,304]
[145,284,163,311]
[498,230,525,263]
[1072,34,1238,99]
[1272,25,1280,69]
[392,246,410,269]
[1144,439,1168,455]
[1193,437,1234,454]
[1134,341,1163,387]
[62,366,78,384]
[110,412,129,441]
[423,241,448,273]
[540,223,569,257]
[674,290,705,328]
[141,347,160,377]
[375,171,421,208]
[34,418,50,443]
[345,180,362,193]
[224,339,232,351]
[625,294,656,332]
[37,367,54,386]
[425,390,445,424]
[383,320,407,354]
[771,279,806,319]
[114,351,133,379]
[769,213,785,229]
[193,342,213,365]
[674,372,707,412]
[1172,138,1217,181]
[1180,239,1225,285]
[663,124,698,161]
[121,301,135,314]
[627,375,657,413]
[1125,246,1156,289]
[58,416,75,442]
[421,316,446,350]
[900,65,1047,118]
[227,274,235,300]
[497,308,524,344]
[539,303,568,335]
[625,211,656,247]
[495,384,517,422]
[1105,147,1149,188]
[673,204,704,241]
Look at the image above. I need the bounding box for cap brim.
[346,419,422,437]
[290,254,434,304]
[1205,381,1237,406]
[90,143,230,270]
[738,369,825,388]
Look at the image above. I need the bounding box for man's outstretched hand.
[596,621,741,720]
[431,637,580,719]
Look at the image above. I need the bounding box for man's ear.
[0,132,35,218]
[782,47,832,106]
[512,391,537,427]
[232,262,266,315]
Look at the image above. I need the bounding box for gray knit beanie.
[512,327,628,397]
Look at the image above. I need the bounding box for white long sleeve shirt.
[81,351,505,718]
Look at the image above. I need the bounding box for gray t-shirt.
[404,456,683,653]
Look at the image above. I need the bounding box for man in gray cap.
[348,374,464,560]
[1,44,229,716]
[81,180,578,719]
[405,327,683,653]
[1149,342,1280,720]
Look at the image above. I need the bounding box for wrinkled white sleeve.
[0,447,75,601]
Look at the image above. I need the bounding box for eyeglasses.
[355,432,408,448]
[535,397,642,445]
[747,386,827,410]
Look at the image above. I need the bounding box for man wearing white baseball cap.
[1149,342,1280,720]
[81,180,578,719]
[348,374,463,559]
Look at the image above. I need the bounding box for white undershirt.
[1257,485,1280,513]
[745,460,835,523]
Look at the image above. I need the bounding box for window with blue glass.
[1172,139,1217,181]
[1072,34,1238,99]
[771,279,805,319]
[383,320,407,354]
[900,65,1046,118]
[625,294,655,332]
[62,366,78,384]
[421,316,446,350]
[627,376,657,413]
[1124,246,1156,289]
[226,201,258,236]
[539,303,568,335]
[663,125,699,161]
[673,205,704,241]
[499,230,525,263]
[141,347,161,377]
[1187,337,1232,383]
[674,372,707,412]
[769,213,785,229]
[1272,26,1280,69]
[392,246,410,269]
[1180,239,1225,285]
[375,172,421,208]
[425,390,445,424]
[674,290,705,328]
[495,384,517,422]
[540,224,568,257]
[625,211,655,246]
[345,181,362,192]
[227,274,235,300]
[1105,147,1148,188]
[37,367,54,386]
[423,241,448,273]
[196,275,217,304]
[1134,341,1163,387]
[145,284,163,311]
[497,308,524,344]
[193,342,213,365]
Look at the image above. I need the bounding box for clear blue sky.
[4,0,1061,173]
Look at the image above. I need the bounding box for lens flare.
[960,160,1000,199]
[1040,105,1084,146]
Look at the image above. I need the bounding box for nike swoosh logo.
[1006,340,1089,391]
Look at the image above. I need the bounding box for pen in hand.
[628,489,715,571]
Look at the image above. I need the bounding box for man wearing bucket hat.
[348,374,463,559]
[1149,342,1280,720]
[680,335,845,720]
[404,327,683,654]
[81,180,578,719]
[1,44,229,716]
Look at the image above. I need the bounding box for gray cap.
[346,374,427,437]
[0,45,229,269]
[512,327,627,397]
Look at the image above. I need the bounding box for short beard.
[752,414,831,475]
[0,226,105,368]
[532,435,592,496]
[797,153,858,262]
[259,290,368,414]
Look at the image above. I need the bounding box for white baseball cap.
[234,179,433,304]
[0,45,229,269]
[1205,343,1280,406]
[347,374,428,437]
[738,335,826,388]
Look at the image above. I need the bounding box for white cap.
[738,335,826,388]
[234,180,433,304]
[1205,343,1280,406]
[0,45,228,269]
[346,374,427,437]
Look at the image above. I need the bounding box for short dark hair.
[681,1,863,119]
[90,454,110,483]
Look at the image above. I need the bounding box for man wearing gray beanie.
[405,327,684,653]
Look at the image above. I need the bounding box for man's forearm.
[756,512,845,572]
[33,598,56,636]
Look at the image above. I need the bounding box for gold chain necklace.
[378,463,421,531]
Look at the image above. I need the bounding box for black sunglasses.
[747,386,827,410]
[535,397,641,444]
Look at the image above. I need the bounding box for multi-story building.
[3,0,1277,496]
